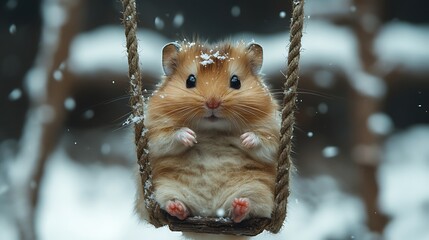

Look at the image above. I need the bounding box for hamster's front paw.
[240,132,260,149]
[175,127,197,147]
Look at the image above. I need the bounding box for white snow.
[123,114,144,126]
[216,208,225,217]
[0,217,18,240]
[6,0,18,10]
[3,123,427,240]
[9,24,16,34]
[66,20,429,97]
[317,102,328,114]
[374,21,429,73]
[42,0,67,29]
[83,109,94,119]
[53,69,63,81]
[313,69,335,88]
[305,0,352,17]
[349,71,386,99]
[155,17,165,30]
[64,97,76,111]
[379,126,429,240]
[199,51,228,66]
[299,21,377,97]
[8,88,22,101]
[100,143,111,155]
[173,13,185,28]
[32,147,370,240]
[367,112,394,135]
[23,0,72,101]
[199,53,214,66]
[322,146,339,158]
[36,148,181,240]
[68,26,167,77]
[231,6,241,17]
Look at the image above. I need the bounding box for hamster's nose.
[206,98,221,109]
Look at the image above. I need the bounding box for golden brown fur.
[135,40,280,222]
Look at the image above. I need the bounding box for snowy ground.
[1,125,427,240]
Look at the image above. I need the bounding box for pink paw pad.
[231,198,251,223]
[166,200,189,220]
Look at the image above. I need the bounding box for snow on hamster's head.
[149,40,277,131]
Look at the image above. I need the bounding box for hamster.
[135,40,280,223]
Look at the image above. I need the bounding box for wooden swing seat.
[163,210,270,236]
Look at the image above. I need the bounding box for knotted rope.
[121,0,304,234]
[267,0,304,233]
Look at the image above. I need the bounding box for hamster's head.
[148,41,278,132]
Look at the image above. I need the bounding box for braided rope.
[267,0,304,233]
[121,0,166,227]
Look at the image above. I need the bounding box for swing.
[121,0,304,236]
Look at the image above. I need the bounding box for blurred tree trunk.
[350,0,388,234]
[9,0,83,239]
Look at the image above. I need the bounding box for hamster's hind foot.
[231,198,251,223]
[166,199,189,220]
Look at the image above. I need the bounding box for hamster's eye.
[230,75,241,89]
[186,74,197,88]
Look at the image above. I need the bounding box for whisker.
[270,88,342,100]
[233,104,270,116]
[224,108,248,130]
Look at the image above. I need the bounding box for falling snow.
[154,17,164,30]
[100,143,111,155]
[173,13,184,28]
[9,24,16,34]
[216,208,225,217]
[6,0,18,10]
[318,102,328,114]
[322,146,339,158]
[83,109,94,119]
[64,97,76,111]
[231,6,241,17]
[53,69,63,81]
[367,112,394,135]
[8,88,22,101]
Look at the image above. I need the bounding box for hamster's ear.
[247,43,263,74]
[162,42,181,75]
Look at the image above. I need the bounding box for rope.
[267,0,304,233]
[121,0,166,227]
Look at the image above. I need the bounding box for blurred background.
[1,0,428,239]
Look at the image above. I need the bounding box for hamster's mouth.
[205,115,220,122]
